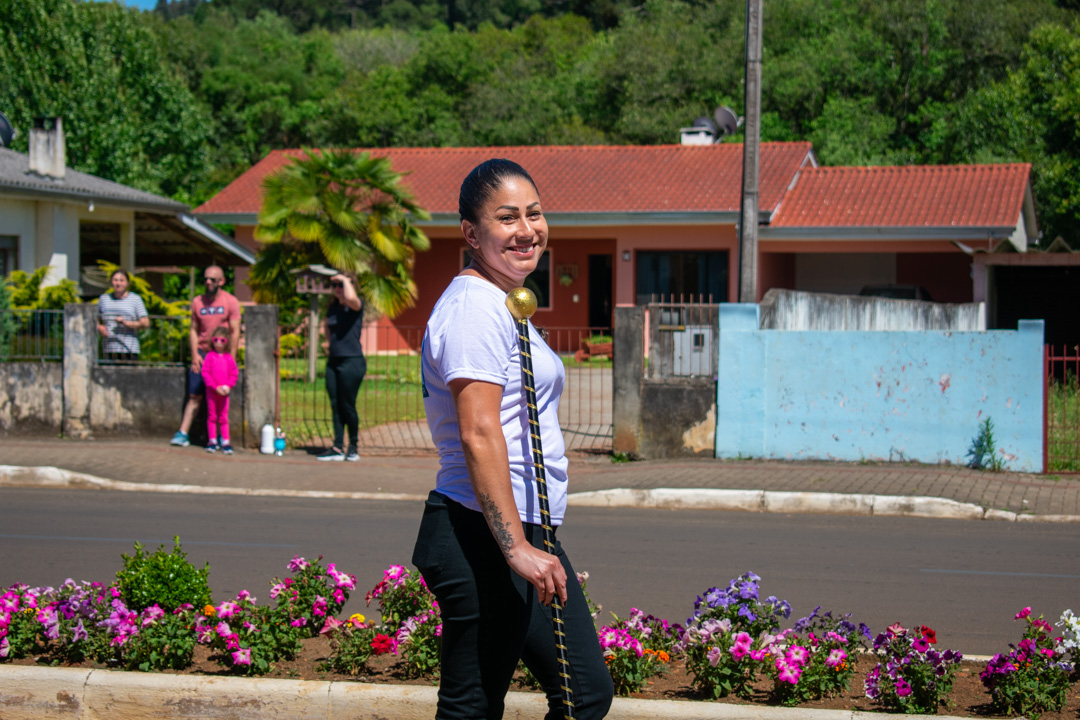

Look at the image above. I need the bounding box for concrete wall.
[759,289,986,331]
[716,304,1044,471]
[0,362,63,433]
[613,306,716,459]
[0,304,277,447]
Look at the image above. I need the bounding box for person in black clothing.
[318,273,366,462]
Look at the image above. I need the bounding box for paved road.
[2,488,1076,656]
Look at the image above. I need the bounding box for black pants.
[412,491,613,720]
[325,354,366,448]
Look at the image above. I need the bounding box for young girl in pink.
[201,326,239,454]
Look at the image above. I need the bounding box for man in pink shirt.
[170,265,242,447]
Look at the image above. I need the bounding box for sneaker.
[345,445,359,462]
[221,444,234,456]
[317,447,345,462]
[170,431,190,447]
[206,441,219,453]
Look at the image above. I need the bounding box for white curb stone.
[0,666,89,719]
[870,495,984,520]
[763,492,873,516]
[0,666,980,720]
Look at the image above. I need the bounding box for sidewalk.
[1,437,1077,520]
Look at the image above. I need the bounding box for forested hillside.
[2,0,1079,245]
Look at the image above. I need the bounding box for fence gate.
[1045,344,1080,473]
[277,323,613,454]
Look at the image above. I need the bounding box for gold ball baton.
[505,287,576,720]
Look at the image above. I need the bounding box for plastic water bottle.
[274,427,286,457]
[260,423,275,454]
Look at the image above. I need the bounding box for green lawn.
[1047,375,1080,473]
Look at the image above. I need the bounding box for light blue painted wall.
[715,304,1044,471]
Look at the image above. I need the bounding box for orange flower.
[203,604,216,617]
[657,650,670,663]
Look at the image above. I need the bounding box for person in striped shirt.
[96,268,149,362]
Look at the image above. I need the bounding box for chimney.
[28,117,66,179]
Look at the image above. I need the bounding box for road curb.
[3,465,1078,522]
[0,665,976,720]
[566,488,1080,522]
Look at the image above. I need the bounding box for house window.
[0,236,16,278]
[635,251,728,304]
[462,249,551,309]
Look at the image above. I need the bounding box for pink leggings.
[206,392,230,444]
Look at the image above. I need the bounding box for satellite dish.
[0,112,15,148]
[714,106,741,137]
[691,116,719,138]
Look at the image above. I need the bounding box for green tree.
[0,0,211,198]
[252,150,431,318]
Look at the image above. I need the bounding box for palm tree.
[251,149,431,318]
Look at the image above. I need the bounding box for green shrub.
[116,537,212,612]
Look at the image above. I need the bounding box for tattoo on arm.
[478,492,515,558]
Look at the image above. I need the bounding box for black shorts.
[187,350,208,396]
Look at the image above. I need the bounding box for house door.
[587,253,612,329]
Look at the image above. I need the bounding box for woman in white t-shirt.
[96,268,149,362]
[412,159,613,720]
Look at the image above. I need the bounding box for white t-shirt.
[422,275,568,526]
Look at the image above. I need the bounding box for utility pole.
[738,0,763,303]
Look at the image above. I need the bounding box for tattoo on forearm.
[478,492,515,558]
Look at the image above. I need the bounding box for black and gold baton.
[505,286,575,720]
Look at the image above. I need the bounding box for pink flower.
[826,649,847,668]
[777,661,802,685]
[707,646,723,667]
[236,590,254,602]
[312,596,327,617]
[320,616,344,635]
[1015,607,1032,620]
[786,645,809,666]
[216,621,232,638]
[0,593,18,613]
[750,648,768,661]
[0,636,9,658]
[290,617,308,628]
[333,588,345,604]
[886,623,906,637]
[232,647,252,666]
[269,583,286,599]
[287,555,309,572]
[217,601,239,619]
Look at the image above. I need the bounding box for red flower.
[370,633,395,655]
[919,625,937,644]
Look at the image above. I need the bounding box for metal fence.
[277,323,613,453]
[645,301,719,380]
[1045,344,1080,473]
[97,315,190,366]
[0,308,64,360]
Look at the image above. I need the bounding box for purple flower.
[737,605,757,623]
[912,637,930,652]
[895,678,912,697]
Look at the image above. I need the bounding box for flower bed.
[3,542,1078,718]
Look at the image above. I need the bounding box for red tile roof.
[195,143,815,218]
[770,164,1031,228]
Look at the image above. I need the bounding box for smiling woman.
[411,158,614,720]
